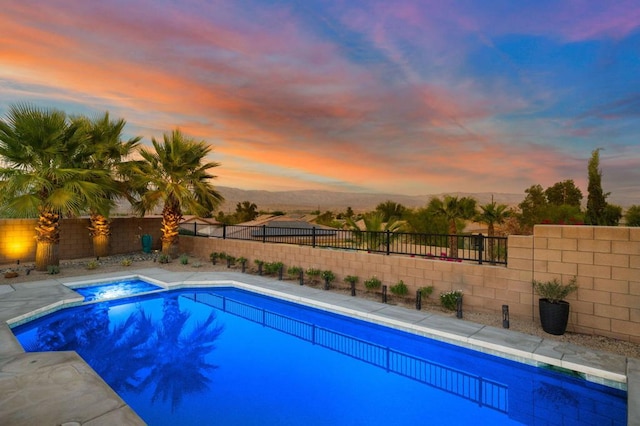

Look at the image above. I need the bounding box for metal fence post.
[262,225,266,243]
[386,230,391,255]
[312,227,316,248]
[222,223,226,239]
[478,233,484,265]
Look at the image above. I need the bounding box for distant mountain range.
[215,186,526,213]
[113,186,635,215]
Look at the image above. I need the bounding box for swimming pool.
[11,285,626,425]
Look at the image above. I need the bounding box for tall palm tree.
[0,104,109,270]
[127,129,224,255]
[476,201,510,263]
[429,195,477,259]
[74,112,141,257]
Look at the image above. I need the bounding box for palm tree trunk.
[89,213,111,258]
[35,209,60,271]
[448,220,458,259]
[488,223,496,263]
[161,204,182,257]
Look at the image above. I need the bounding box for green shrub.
[321,270,335,283]
[364,276,382,290]
[47,265,60,275]
[419,286,434,298]
[158,254,170,264]
[287,266,303,278]
[306,268,321,276]
[120,258,133,267]
[179,254,189,265]
[344,275,359,285]
[306,268,321,283]
[390,280,408,296]
[440,290,463,311]
[264,261,284,275]
[86,260,99,270]
[532,277,578,303]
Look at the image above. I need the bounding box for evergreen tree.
[625,205,640,227]
[545,180,583,207]
[586,149,609,225]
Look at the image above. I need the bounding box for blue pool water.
[12,288,626,425]
[72,278,162,301]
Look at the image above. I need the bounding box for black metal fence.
[180,223,508,265]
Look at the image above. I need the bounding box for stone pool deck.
[0,268,637,425]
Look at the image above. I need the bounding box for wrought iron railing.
[180,223,508,265]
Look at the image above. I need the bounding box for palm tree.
[74,112,141,257]
[127,129,224,255]
[476,201,510,263]
[0,104,109,270]
[345,211,404,251]
[429,195,477,259]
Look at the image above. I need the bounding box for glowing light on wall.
[2,230,35,261]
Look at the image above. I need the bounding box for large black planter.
[538,299,570,335]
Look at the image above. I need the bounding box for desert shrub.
[440,290,463,311]
[364,276,382,290]
[344,275,359,285]
[390,280,408,296]
[419,286,434,298]
[287,266,303,278]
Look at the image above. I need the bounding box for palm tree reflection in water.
[26,295,224,412]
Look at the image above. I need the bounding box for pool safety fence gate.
[186,292,509,413]
[181,223,508,265]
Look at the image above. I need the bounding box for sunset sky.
[1,1,639,204]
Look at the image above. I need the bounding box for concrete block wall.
[181,224,640,343]
[523,225,640,343]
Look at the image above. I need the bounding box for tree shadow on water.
[23,294,225,412]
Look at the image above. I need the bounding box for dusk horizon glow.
[2,1,639,205]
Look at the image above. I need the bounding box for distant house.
[179,216,223,237]
[195,214,337,241]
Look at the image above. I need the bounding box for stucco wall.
[180,224,640,343]
[0,217,163,264]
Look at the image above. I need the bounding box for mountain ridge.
[215,186,525,213]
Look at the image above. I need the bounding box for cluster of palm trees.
[0,104,223,270]
[346,196,510,261]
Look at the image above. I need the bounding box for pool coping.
[1,268,637,425]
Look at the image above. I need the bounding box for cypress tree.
[586,149,608,225]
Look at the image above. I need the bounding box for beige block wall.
[527,225,640,343]
[0,217,163,264]
[181,224,640,343]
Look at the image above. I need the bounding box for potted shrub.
[532,277,578,335]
